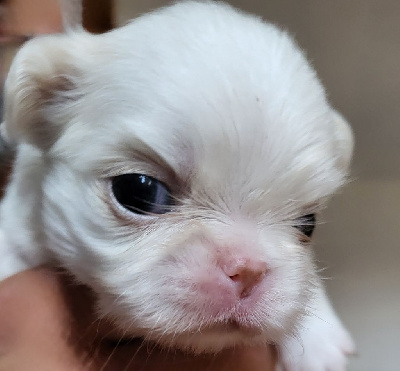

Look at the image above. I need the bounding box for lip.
[203,318,263,337]
[227,319,263,335]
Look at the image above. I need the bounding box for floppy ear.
[1,33,89,150]
[331,109,354,173]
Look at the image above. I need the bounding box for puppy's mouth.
[104,335,144,348]
[205,319,263,336]
[105,320,261,347]
[104,317,262,350]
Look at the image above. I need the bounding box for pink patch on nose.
[219,257,268,298]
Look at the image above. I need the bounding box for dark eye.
[112,174,173,215]
[295,213,316,238]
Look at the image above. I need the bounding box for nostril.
[229,273,241,281]
[223,260,268,298]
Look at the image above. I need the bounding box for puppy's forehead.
[93,2,329,128]
[56,2,340,202]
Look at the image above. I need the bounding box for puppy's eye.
[112,174,173,215]
[294,213,316,238]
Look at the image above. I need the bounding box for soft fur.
[0,1,354,369]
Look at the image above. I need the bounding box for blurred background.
[1,1,399,370]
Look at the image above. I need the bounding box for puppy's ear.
[2,33,89,150]
[332,110,354,172]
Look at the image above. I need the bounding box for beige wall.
[115,1,399,370]
[316,181,399,371]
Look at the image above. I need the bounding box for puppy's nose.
[220,258,267,298]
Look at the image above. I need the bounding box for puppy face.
[2,2,353,352]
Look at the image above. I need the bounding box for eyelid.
[98,157,184,195]
[298,233,312,244]
[300,201,321,214]
[100,164,166,188]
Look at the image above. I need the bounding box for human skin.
[0,267,276,370]
[2,0,63,36]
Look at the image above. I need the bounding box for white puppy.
[0,1,355,369]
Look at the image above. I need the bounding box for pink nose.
[220,257,268,298]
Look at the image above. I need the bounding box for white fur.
[0,1,355,369]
